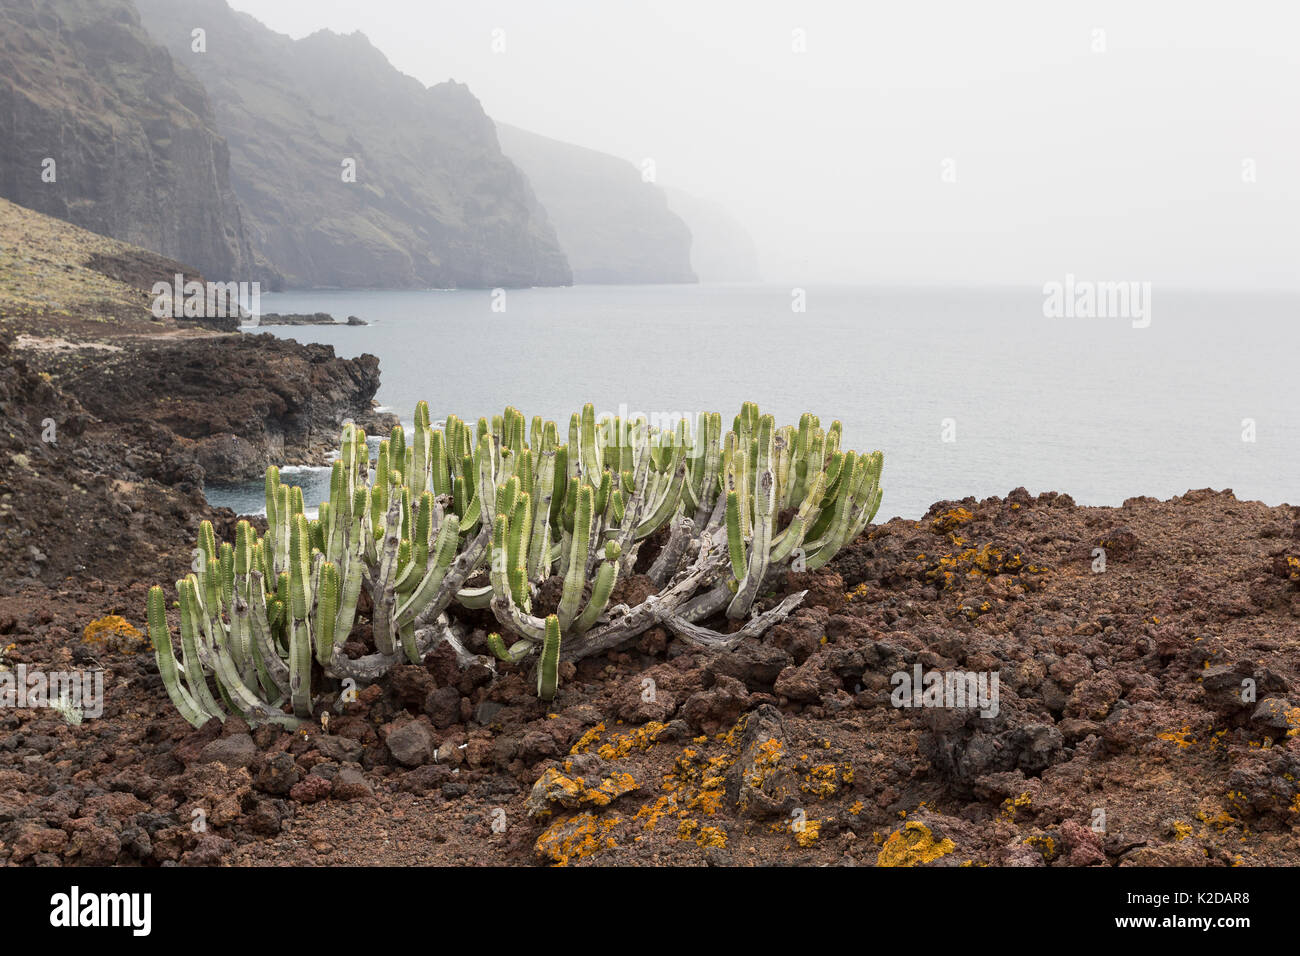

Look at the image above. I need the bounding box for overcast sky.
[226,0,1299,288]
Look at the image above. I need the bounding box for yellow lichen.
[595,721,667,760]
[1195,807,1236,831]
[587,771,638,807]
[695,825,727,849]
[633,794,678,832]
[685,787,724,816]
[793,818,821,847]
[1000,792,1033,820]
[1024,834,1058,860]
[746,739,784,786]
[569,722,605,755]
[931,508,974,534]
[717,715,748,748]
[528,767,638,815]
[535,813,621,866]
[801,763,851,798]
[82,615,144,650]
[1157,726,1195,749]
[876,822,956,867]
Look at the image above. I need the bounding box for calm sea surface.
[205,283,1300,521]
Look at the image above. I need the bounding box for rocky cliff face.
[496,124,697,285]
[0,0,257,283]
[663,187,763,283]
[135,0,571,290]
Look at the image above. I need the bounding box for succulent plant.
[149,401,882,725]
[146,511,322,728]
[479,403,880,697]
[723,408,883,618]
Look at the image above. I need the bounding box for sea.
[205,283,1300,521]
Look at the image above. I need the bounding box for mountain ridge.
[135,0,572,289]
[496,123,696,285]
[0,0,258,282]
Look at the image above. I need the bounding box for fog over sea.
[205,283,1300,521]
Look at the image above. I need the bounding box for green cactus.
[719,404,883,618]
[537,614,562,701]
[149,400,883,724]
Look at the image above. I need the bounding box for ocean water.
[204,283,1300,521]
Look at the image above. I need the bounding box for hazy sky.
[227,0,1299,288]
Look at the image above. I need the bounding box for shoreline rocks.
[252,313,368,327]
[56,332,395,484]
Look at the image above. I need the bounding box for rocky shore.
[59,332,391,485]
[253,313,368,327]
[1,198,396,491]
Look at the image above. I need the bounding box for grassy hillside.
[0,196,218,339]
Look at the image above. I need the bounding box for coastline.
[3,198,1299,867]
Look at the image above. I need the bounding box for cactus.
[148,556,305,729]
[319,417,497,679]
[537,615,562,701]
[480,401,882,668]
[715,405,883,619]
[149,400,883,723]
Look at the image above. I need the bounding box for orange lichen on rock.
[1000,792,1032,820]
[569,723,606,755]
[746,739,784,787]
[801,762,853,798]
[525,767,638,817]
[717,715,749,748]
[931,508,974,534]
[1285,706,1300,737]
[82,615,144,650]
[1196,807,1236,832]
[590,772,637,806]
[596,721,668,760]
[916,540,1035,592]
[793,818,821,847]
[1024,834,1058,861]
[1157,726,1195,749]
[876,822,956,867]
[685,785,724,816]
[633,793,679,832]
[535,812,621,866]
[694,825,727,849]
